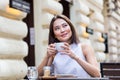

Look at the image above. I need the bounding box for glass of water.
[27,66,38,80]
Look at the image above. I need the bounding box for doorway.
[23,0,35,66]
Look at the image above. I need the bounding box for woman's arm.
[37,43,56,76]
[37,54,50,76]
[74,43,100,77]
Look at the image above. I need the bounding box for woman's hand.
[60,42,76,59]
[47,43,57,58]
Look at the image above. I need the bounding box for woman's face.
[53,18,72,43]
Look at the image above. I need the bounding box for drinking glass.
[27,66,38,80]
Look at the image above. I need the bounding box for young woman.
[37,14,100,77]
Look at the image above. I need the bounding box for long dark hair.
[48,14,79,44]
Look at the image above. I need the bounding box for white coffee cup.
[55,42,64,51]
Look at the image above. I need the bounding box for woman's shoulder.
[72,42,92,49]
[79,43,94,53]
[76,43,87,48]
[80,43,92,48]
[80,42,94,55]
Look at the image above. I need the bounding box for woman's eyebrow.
[54,25,60,29]
[62,22,68,26]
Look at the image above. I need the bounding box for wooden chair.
[100,62,120,80]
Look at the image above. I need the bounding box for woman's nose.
[60,28,65,32]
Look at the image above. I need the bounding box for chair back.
[100,62,120,80]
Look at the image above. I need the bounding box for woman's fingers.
[60,42,69,50]
[47,43,57,57]
[60,43,75,58]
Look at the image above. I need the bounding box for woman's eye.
[63,24,68,28]
[54,27,60,31]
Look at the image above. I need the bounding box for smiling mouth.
[61,33,67,37]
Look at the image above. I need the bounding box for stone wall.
[0,0,28,79]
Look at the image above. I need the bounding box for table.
[39,76,109,80]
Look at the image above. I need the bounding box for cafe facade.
[0,0,120,79]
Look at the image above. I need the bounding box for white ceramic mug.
[55,42,64,51]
